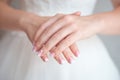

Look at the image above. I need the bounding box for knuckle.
[50,47,56,52]
[36,41,41,47]
[44,43,51,51]
[42,46,47,51]
[53,47,61,53]
[69,23,77,29]
[57,44,65,52]
[70,23,76,27]
[63,15,72,22]
[36,39,44,47]
[60,42,68,49]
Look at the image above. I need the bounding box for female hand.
[20,13,49,43]
[34,13,102,64]
[33,12,82,64]
[21,12,80,64]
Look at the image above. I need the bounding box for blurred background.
[94,0,120,72]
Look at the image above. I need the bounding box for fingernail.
[32,46,37,53]
[75,51,80,57]
[59,57,65,64]
[37,50,43,57]
[61,58,65,64]
[50,53,55,57]
[68,57,73,64]
[32,42,37,52]
[44,57,49,62]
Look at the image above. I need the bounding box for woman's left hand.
[34,13,101,64]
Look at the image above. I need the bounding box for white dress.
[0,0,120,80]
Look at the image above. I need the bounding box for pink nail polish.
[32,46,37,53]
[32,42,37,52]
[37,50,43,57]
[59,57,65,64]
[75,51,80,57]
[68,57,73,64]
[61,59,65,64]
[50,53,55,57]
[44,57,49,62]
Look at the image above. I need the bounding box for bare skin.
[0,0,80,64]
[33,0,120,64]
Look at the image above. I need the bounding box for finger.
[34,14,63,43]
[38,45,65,64]
[36,47,49,62]
[63,48,74,64]
[54,54,65,64]
[35,18,67,51]
[35,15,74,52]
[34,12,80,51]
[47,46,65,64]
[69,43,80,57]
[34,12,79,44]
[53,31,79,56]
[38,47,48,62]
[34,12,80,43]
[38,45,49,62]
[41,53,49,62]
[40,23,76,56]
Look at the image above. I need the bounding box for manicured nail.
[44,57,49,62]
[59,57,65,64]
[37,50,43,57]
[75,51,80,57]
[50,53,55,57]
[32,42,37,52]
[32,46,37,53]
[68,57,73,64]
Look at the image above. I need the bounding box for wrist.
[18,12,36,32]
[18,12,48,32]
[18,12,49,42]
[86,14,106,35]
[91,11,119,35]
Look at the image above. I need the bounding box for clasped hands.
[24,11,98,64]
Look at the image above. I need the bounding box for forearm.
[89,6,120,35]
[0,1,45,32]
[0,2,25,31]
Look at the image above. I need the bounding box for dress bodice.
[11,0,97,16]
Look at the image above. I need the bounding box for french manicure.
[75,51,80,57]
[37,50,43,57]
[32,46,37,53]
[59,57,65,64]
[68,57,73,64]
[44,57,49,62]
[61,58,65,64]
[50,53,55,57]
